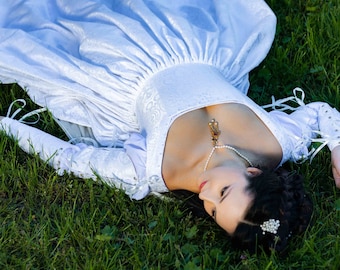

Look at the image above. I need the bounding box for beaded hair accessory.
[260,219,280,235]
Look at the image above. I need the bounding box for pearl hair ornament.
[260,219,280,235]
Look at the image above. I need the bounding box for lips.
[199,180,207,191]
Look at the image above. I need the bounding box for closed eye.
[212,209,216,220]
[220,186,232,204]
[212,186,230,220]
[221,186,229,197]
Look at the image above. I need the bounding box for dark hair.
[172,168,313,255]
[231,168,313,254]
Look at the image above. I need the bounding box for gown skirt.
[0,0,276,146]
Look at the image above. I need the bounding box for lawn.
[0,0,339,269]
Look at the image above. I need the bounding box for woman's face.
[198,166,259,234]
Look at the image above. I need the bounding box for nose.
[199,190,217,213]
[199,188,217,202]
[198,189,209,201]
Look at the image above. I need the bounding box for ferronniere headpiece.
[260,219,280,235]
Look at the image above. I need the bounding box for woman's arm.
[267,92,340,188]
[289,101,340,187]
[305,102,340,187]
[0,117,150,199]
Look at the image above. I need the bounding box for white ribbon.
[6,99,47,124]
[261,87,306,111]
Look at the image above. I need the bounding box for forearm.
[0,117,137,183]
[296,102,340,151]
[0,117,73,167]
[288,101,340,187]
[316,102,340,151]
[0,117,152,199]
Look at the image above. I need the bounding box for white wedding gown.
[1,0,339,199]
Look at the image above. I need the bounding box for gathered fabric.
[0,0,276,145]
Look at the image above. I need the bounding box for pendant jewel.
[204,119,254,171]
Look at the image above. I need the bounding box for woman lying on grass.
[0,0,339,254]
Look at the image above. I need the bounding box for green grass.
[1,0,339,269]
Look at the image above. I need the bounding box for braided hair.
[171,168,313,254]
[231,168,313,254]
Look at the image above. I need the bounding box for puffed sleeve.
[0,117,152,199]
[266,91,340,163]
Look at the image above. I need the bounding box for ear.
[246,167,263,178]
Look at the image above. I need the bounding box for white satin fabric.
[0,0,276,140]
[0,0,280,198]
